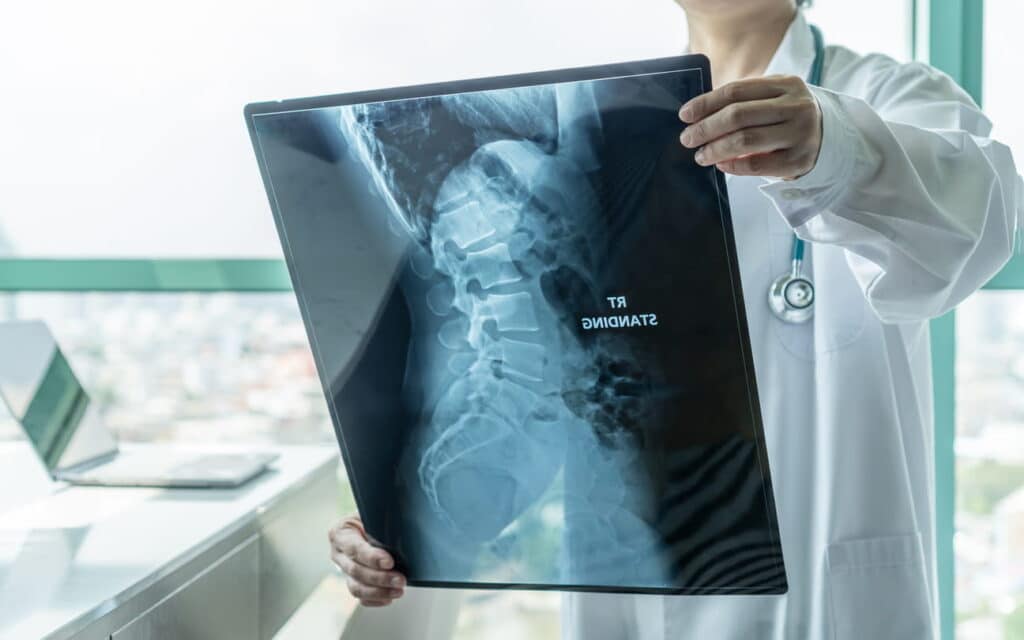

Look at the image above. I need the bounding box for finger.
[680,98,793,149]
[334,552,406,589]
[695,122,798,167]
[716,148,809,178]
[331,524,395,570]
[347,576,404,602]
[680,78,788,123]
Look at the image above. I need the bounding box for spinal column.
[413,137,604,539]
[337,87,646,544]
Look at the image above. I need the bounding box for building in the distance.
[994,486,1024,602]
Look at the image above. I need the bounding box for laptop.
[244,54,786,594]
[0,320,277,488]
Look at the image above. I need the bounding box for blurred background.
[0,1,1021,638]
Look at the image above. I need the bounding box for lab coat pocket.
[826,534,934,640]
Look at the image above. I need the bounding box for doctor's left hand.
[678,75,823,180]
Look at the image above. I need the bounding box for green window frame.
[926,2,992,639]
[0,259,292,292]
[0,4,1019,639]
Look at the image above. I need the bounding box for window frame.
[0,259,291,292]
[925,2,988,639]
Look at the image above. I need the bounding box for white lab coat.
[564,11,1021,640]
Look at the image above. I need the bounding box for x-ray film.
[245,55,786,594]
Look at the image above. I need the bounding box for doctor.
[329,0,1022,637]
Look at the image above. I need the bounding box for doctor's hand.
[679,75,823,180]
[329,515,407,607]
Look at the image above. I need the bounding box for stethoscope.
[768,23,825,324]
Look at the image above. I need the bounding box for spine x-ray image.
[247,57,787,594]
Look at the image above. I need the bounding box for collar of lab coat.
[761,10,818,82]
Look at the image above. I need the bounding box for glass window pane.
[0,1,684,259]
[803,1,913,61]
[955,291,1024,639]
[0,1,911,259]
[984,0,1024,157]
[0,293,331,445]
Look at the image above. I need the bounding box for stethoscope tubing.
[770,23,824,324]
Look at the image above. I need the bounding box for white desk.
[0,444,340,640]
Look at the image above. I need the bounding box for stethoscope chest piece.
[770,234,815,324]
[769,270,815,324]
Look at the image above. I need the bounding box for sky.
[0,0,914,258]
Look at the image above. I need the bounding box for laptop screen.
[0,321,92,470]
[245,56,786,594]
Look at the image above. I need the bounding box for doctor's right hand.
[329,515,407,607]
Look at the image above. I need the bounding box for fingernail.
[378,557,393,570]
[680,106,693,121]
[680,131,693,147]
[695,149,707,165]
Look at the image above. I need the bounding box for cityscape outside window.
[0,293,332,446]
[955,293,1024,639]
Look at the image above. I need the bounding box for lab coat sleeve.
[760,57,1021,324]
